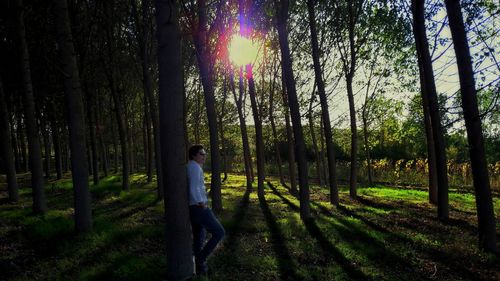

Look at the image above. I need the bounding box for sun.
[228,34,260,67]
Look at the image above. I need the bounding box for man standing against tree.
[187,144,225,275]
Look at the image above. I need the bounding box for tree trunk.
[218,75,229,182]
[16,0,47,214]
[268,75,285,187]
[53,0,93,232]
[361,113,373,185]
[281,69,297,195]
[412,0,449,220]
[0,77,19,202]
[230,70,252,189]
[444,0,497,253]
[40,116,51,179]
[49,105,63,180]
[247,65,265,198]
[86,89,99,185]
[155,0,194,278]
[192,0,222,212]
[95,95,108,177]
[276,0,310,220]
[17,111,28,172]
[346,73,358,198]
[9,116,21,173]
[306,0,338,204]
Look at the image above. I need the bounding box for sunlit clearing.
[228,35,259,66]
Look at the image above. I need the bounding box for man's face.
[194,149,207,165]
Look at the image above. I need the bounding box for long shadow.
[267,181,299,212]
[339,200,485,280]
[312,201,390,235]
[267,182,368,280]
[302,218,367,280]
[268,182,431,280]
[258,193,301,280]
[224,185,252,253]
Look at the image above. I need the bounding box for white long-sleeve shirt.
[187,160,208,206]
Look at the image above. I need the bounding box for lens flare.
[228,35,259,66]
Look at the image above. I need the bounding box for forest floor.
[0,173,499,281]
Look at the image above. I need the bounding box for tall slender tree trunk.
[49,106,63,180]
[16,0,47,214]
[218,75,229,182]
[17,112,28,172]
[319,115,328,186]
[412,0,449,220]
[346,74,358,198]
[10,117,21,173]
[419,65,438,204]
[40,116,51,179]
[306,0,338,204]
[247,65,266,198]
[230,70,252,189]
[155,0,193,278]
[276,0,310,220]
[361,113,373,185]
[86,89,99,185]
[192,0,222,212]
[95,95,108,177]
[444,0,497,253]
[104,1,129,190]
[52,0,92,232]
[0,77,19,202]
[268,76,285,187]
[281,70,297,195]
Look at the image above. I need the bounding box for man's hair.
[188,144,204,160]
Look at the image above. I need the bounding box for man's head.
[189,144,207,165]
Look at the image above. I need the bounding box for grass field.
[0,173,499,280]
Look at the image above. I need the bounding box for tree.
[0,76,19,202]
[275,0,311,219]
[444,0,497,253]
[52,0,93,233]
[16,0,47,214]
[188,0,223,212]
[306,0,339,205]
[411,0,449,220]
[247,64,266,198]
[230,68,253,189]
[156,0,193,278]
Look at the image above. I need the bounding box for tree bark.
[16,0,47,214]
[53,0,93,232]
[86,89,99,185]
[230,69,253,189]
[40,116,51,179]
[155,0,194,278]
[281,69,297,195]
[306,0,338,204]
[412,0,449,220]
[268,74,285,187]
[247,65,266,198]
[104,1,129,190]
[444,0,497,253]
[276,0,310,220]
[49,104,63,180]
[192,0,222,212]
[0,77,19,202]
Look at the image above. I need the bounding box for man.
[187,144,225,275]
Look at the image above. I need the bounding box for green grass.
[0,172,499,281]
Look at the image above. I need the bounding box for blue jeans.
[189,205,225,265]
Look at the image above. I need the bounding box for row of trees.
[0,0,497,278]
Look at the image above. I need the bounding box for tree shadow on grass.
[258,192,301,280]
[224,185,252,252]
[267,182,367,280]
